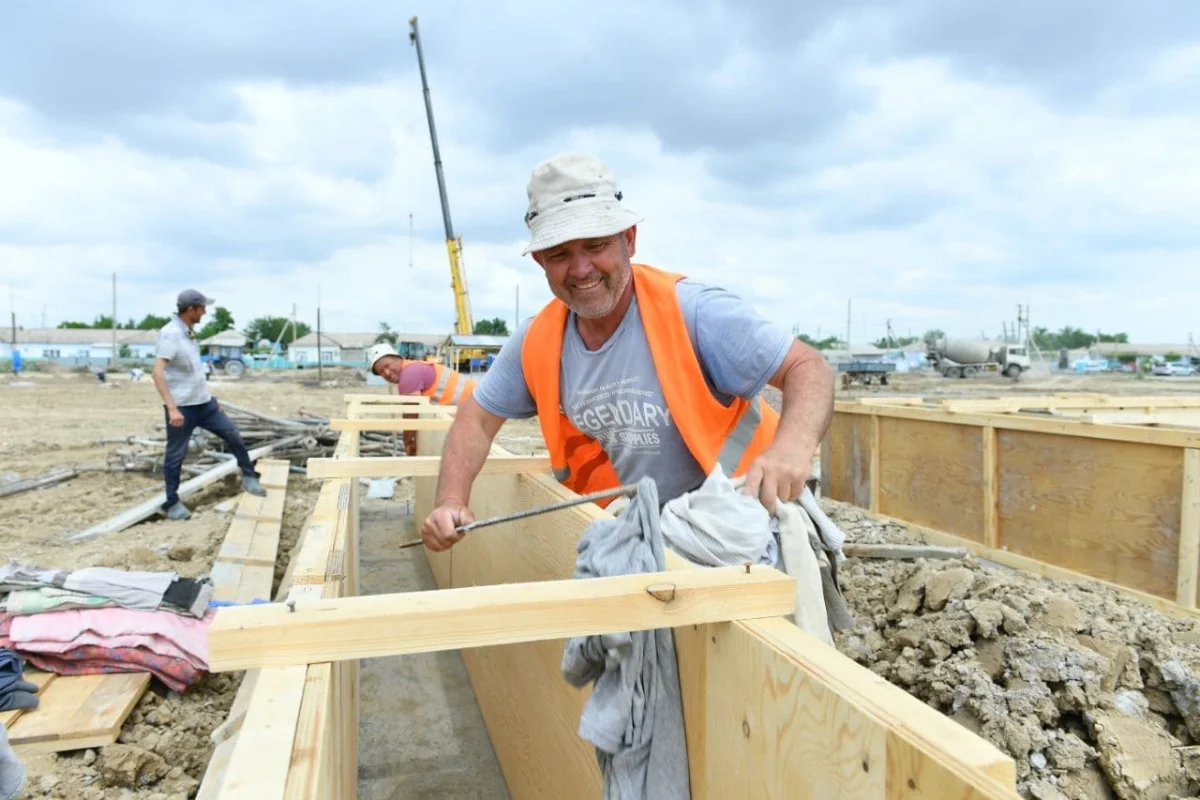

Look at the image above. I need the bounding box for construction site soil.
[2,366,1197,799]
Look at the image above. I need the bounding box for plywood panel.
[704,619,1016,800]
[997,431,1183,599]
[878,418,986,543]
[826,414,873,508]
[442,471,603,799]
[705,622,886,798]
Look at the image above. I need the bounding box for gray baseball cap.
[177,289,214,309]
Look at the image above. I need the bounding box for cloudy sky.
[2,0,1198,346]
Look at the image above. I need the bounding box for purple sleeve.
[396,362,436,394]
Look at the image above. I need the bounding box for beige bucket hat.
[521,153,644,255]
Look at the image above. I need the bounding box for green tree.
[135,314,171,330]
[196,307,235,340]
[245,316,310,346]
[375,322,399,346]
[922,329,945,347]
[57,321,91,329]
[872,335,919,349]
[473,317,510,336]
[798,334,840,350]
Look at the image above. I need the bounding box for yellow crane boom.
[409,16,474,337]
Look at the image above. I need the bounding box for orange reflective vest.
[388,361,474,406]
[522,263,780,506]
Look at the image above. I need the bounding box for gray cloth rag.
[0,560,177,612]
[659,469,854,640]
[0,649,39,713]
[561,477,690,800]
[0,722,25,800]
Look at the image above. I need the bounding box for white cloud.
[2,16,1199,351]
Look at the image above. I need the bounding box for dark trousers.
[162,399,258,509]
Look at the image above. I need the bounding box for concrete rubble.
[827,501,1200,800]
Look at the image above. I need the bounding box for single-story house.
[288,332,448,366]
[1,327,160,365]
[199,329,249,359]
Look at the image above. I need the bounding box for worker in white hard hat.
[366,342,476,455]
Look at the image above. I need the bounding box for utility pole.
[515,284,520,334]
[845,299,852,353]
[316,285,323,383]
[111,272,117,367]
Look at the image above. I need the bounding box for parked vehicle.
[1152,362,1196,376]
[926,337,1032,378]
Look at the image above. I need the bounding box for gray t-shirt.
[155,316,211,407]
[474,279,792,502]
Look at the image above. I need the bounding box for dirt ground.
[1,364,1198,799]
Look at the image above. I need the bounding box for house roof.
[448,334,509,348]
[1091,342,1199,357]
[7,327,160,346]
[290,331,448,349]
[199,330,247,346]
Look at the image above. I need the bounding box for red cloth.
[0,612,203,693]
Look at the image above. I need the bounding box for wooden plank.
[350,408,456,419]
[234,489,286,523]
[305,453,551,479]
[1178,448,1200,608]
[207,566,797,671]
[983,426,998,548]
[877,417,986,544]
[9,673,150,755]
[329,417,454,432]
[835,402,1200,449]
[825,414,873,507]
[67,435,306,540]
[218,665,308,799]
[1081,409,1200,427]
[343,393,430,404]
[0,670,55,729]
[996,430,1183,599]
[870,415,881,512]
[943,395,1200,413]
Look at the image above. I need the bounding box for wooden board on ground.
[8,673,150,755]
[0,670,55,729]
[197,459,294,798]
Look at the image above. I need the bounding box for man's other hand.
[741,442,814,515]
[168,408,185,427]
[420,502,475,551]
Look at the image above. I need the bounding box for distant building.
[0,327,159,365]
[288,332,448,366]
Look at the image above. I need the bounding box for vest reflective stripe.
[450,376,468,405]
[429,364,452,403]
[716,390,764,475]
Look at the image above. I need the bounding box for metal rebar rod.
[396,483,639,549]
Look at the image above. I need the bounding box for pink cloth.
[395,362,436,394]
[8,607,214,669]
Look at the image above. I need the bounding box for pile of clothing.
[0,561,216,694]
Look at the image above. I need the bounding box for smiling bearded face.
[533,227,637,320]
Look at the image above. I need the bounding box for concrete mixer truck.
[926,337,1031,379]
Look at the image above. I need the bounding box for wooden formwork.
[822,395,1200,613]
[206,394,1022,798]
[203,410,362,799]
